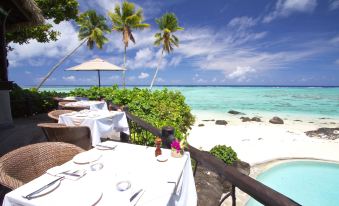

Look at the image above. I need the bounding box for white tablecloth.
[65,101,108,111]
[2,142,197,206]
[58,111,129,146]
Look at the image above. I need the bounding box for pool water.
[246,161,339,206]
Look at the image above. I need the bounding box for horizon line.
[23,84,339,87]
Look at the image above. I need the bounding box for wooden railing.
[122,108,301,206]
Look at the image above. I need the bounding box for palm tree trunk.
[36,38,88,90]
[123,46,127,88]
[149,50,164,90]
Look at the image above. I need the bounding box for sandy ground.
[187,112,339,165]
[188,112,339,206]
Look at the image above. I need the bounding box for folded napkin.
[46,166,86,181]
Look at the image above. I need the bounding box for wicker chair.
[38,123,92,150]
[58,102,89,111]
[48,110,74,122]
[0,142,84,190]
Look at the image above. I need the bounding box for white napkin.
[46,166,86,181]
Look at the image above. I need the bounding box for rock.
[215,120,227,125]
[228,110,245,115]
[195,160,250,206]
[294,120,302,122]
[198,124,205,127]
[202,119,214,122]
[258,138,263,140]
[309,122,314,123]
[269,116,284,124]
[251,117,261,122]
[195,165,223,206]
[305,127,339,140]
[240,116,261,122]
[240,117,251,122]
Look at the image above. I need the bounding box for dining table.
[58,110,130,146]
[64,100,108,111]
[2,141,197,206]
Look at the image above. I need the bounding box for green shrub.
[10,84,66,117]
[210,145,238,165]
[70,86,195,145]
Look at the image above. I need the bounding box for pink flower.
[171,140,181,152]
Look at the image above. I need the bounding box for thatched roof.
[1,0,44,32]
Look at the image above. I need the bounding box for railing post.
[161,126,175,149]
[231,184,236,206]
[120,106,130,142]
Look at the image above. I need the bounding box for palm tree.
[37,10,110,90]
[150,13,183,90]
[108,1,150,88]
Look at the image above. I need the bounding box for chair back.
[0,142,84,189]
[38,123,92,150]
[47,110,74,122]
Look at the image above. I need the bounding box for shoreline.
[187,110,339,166]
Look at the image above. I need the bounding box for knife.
[23,176,64,200]
[130,189,143,202]
[60,171,81,177]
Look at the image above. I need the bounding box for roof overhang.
[0,0,44,32]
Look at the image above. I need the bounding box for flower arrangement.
[170,139,186,158]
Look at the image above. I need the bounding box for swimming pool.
[246,161,339,206]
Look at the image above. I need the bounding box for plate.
[156,154,168,162]
[73,152,102,164]
[24,178,62,199]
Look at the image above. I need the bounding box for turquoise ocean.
[32,86,339,119]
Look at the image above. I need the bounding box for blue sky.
[8,0,339,86]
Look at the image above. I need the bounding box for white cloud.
[228,16,257,30]
[168,56,182,67]
[329,0,339,10]
[138,72,149,79]
[330,35,339,44]
[175,27,324,81]
[228,66,256,79]
[156,77,165,83]
[263,0,317,23]
[25,71,31,75]
[335,59,339,65]
[8,20,85,67]
[129,47,168,70]
[62,75,76,81]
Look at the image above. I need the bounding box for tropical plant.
[150,13,183,90]
[70,86,195,145]
[108,1,150,88]
[210,145,238,165]
[36,10,110,90]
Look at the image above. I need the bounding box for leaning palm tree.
[37,10,110,90]
[108,1,150,88]
[150,13,183,90]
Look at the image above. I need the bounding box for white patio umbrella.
[65,58,126,87]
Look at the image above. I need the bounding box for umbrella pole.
[98,70,101,88]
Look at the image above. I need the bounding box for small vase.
[171,149,183,158]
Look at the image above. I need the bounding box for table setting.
[58,110,130,146]
[2,141,197,206]
[64,100,108,111]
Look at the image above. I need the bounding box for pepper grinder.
[155,137,162,157]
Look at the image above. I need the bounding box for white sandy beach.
[187,111,339,165]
